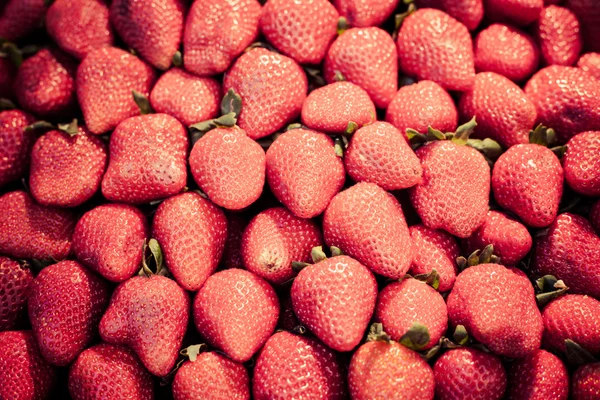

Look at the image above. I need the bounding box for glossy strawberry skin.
[578,52,600,79]
[572,363,600,400]
[0,110,36,188]
[333,0,399,28]
[506,349,569,400]
[415,0,484,30]
[0,0,47,41]
[485,0,544,26]
[563,131,600,196]
[0,257,33,331]
[153,192,228,291]
[537,5,583,66]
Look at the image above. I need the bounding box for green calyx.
[456,244,501,271]
[0,42,38,68]
[138,238,169,277]
[292,246,344,272]
[407,117,480,148]
[565,339,598,367]
[132,90,153,115]
[393,1,416,40]
[367,323,391,343]
[412,268,441,291]
[171,51,183,68]
[337,17,349,36]
[180,344,206,362]
[57,118,79,136]
[25,118,79,137]
[399,322,431,351]
[0,98,15,111]
[529,124,567,158]
[189,89,242,139]
[535,275,569,306]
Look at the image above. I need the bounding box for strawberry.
[153,192,227,291]
[578,52,600,79]
[415,0,484,31]
[190,127,265,210]
[447,264,544,358]
[506,349,569,400]
[464,210,532,266]
[241,207,322,284]
[46,0,114,60]
[0,257,33,331]
[193,268,279,362]
[223,48,307,139]
[572,363,600,400]
[492,143,563,228]
[29,125,108,208]
[344,121,423,190]
[149,68,221,127]
[0,0,47,41]
[253,331,347,400]
[563,131,600,196]
[73,204,149,282]
[0,330,56,400]
[536,5,583,66]
[76,47,156,135]
[323,182,413,279]
[434,347,507,400]
[173,352,250,400]
[474,23,540,83]
[260,0,338,64]
[301,81,376,134]
[565,0,600,52]
[183,0,261,76]
[385,80,457,138]
[28,260,110,366]
[524,66,600,144]
[485,0,544,26]
[291,255,377,352]
[333,0,399,28]
[222,212,248,269]
[0,57,15,99]
[0,110,35,188]
[375,278,448,349]
[100,275,190,377]
[266,128,345,218]
[397,9,475,92]
[591,200,600,233]
[68,343,154,400]
[101,114,188,204]
[14,48,77,119]
[409,224,460,293]
[0,191,76,260]
[459,72,537,148]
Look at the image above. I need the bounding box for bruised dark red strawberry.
[572,363,600,400]
[506,349,569,400]
[0,0,47,41]
[0,257,33,331]
[563,131,600,196]
[485,0,543,26]
[565,0,600,53]
[0,110,35,188]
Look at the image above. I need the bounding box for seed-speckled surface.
[506,349,569,400]
[537,5,582,66]
[572,363,600,400]
[333,0,398,28]
[0,257,33,331]
[0,0,47,41]
[563,131,600,196]
[415,0,483,30]
[0,110,35,188]
[193,269,279,362]
[578,52,600,79]
[566,0,600,52]
[485,0,543,26]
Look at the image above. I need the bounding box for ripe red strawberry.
[447,264,544,358]
[46,0,114,60]
[190,127,265,210]
[266,128,345,218]
[260,0,338,64]
[485,0,544,26]
[0,58,15,99]
[100,275,190,377]
[323,182,413,279]
[563,131,600,196]
[194,269,279,362]
[222,212,248,269]
[29,126,108,208]
[173,352,250,400]
[474,23,540,83]
[301,81,376,134]
[345,121,422,190]
[565,0,600,52]
[0,330,56,400]
[28,260,110,366]
[291,255,377,352]
[153,192,227,291]
[409,224,460,293]
[241,207,322,284]
[459,72,537,148]
[0,110,35,188]
[223,48,307,139]
[536,5,583,66]
[375,279,448,349]
[0,0,47,41]
[68,343,153,400]
[0,257,33,331]
[572,363,600,400]
[492,144,563,228]
[183,0,261,76]
[14,48,77,119]
[397,9,475,92]
[76,47,156,135]
[506,349,569,400]
[333,0,398,28]
[73,204,148,282]
[591,200,600,233]
[578,52,600,79]
[102,114,188,204]
[253,331,347,400]
[0,191,76,260]
[464,210,532,266]
[525,66,600,143]
[385,80,457,137]
[150,68,221,127]
[415,0,484,30]
[434,347,507,400]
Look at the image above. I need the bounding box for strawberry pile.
[1,0,600,399]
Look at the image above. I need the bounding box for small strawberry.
[0,109,35,188]
[222,212,248,269]
[28,260,110,366]
[68,343,154,400]
[0,57,15,99]
[0,0,47,41]
[333,0,399,28]
[415,0,484,30]
[0,191,76,260]
[434,347,507,400]
[563,131,600,196]
[76,47,156,135]
[253,331,347,400]
[506,349,569,400]
[578,52,600,79]
[323,182,413,279]
[266,128,345,218]
[565,0,600,52]
[536,5,583,66]
[485,0,544,26]
[153,192,228,291]
[0,257,33,331]
[572,363,600,400]
[591,200,600,233]
[102,114,188,204]
[100,275,190,377]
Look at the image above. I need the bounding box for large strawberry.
[578,52,600,79]
[28,260,110,366]
[0,257,33,331]
[506,349,569,400]
[333,0,398,28]
[0,0,47,41]
[323,182,413,279]
[415,0,484,30]
[222,212,248,270]
[0,110,35,188]
[563,131,600,196]
[565,0,600,53]
[153,192,227,291]
[485,0,543,26]
[536,5,582,66]
[193,268,279,362]
[572,363,600,399]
